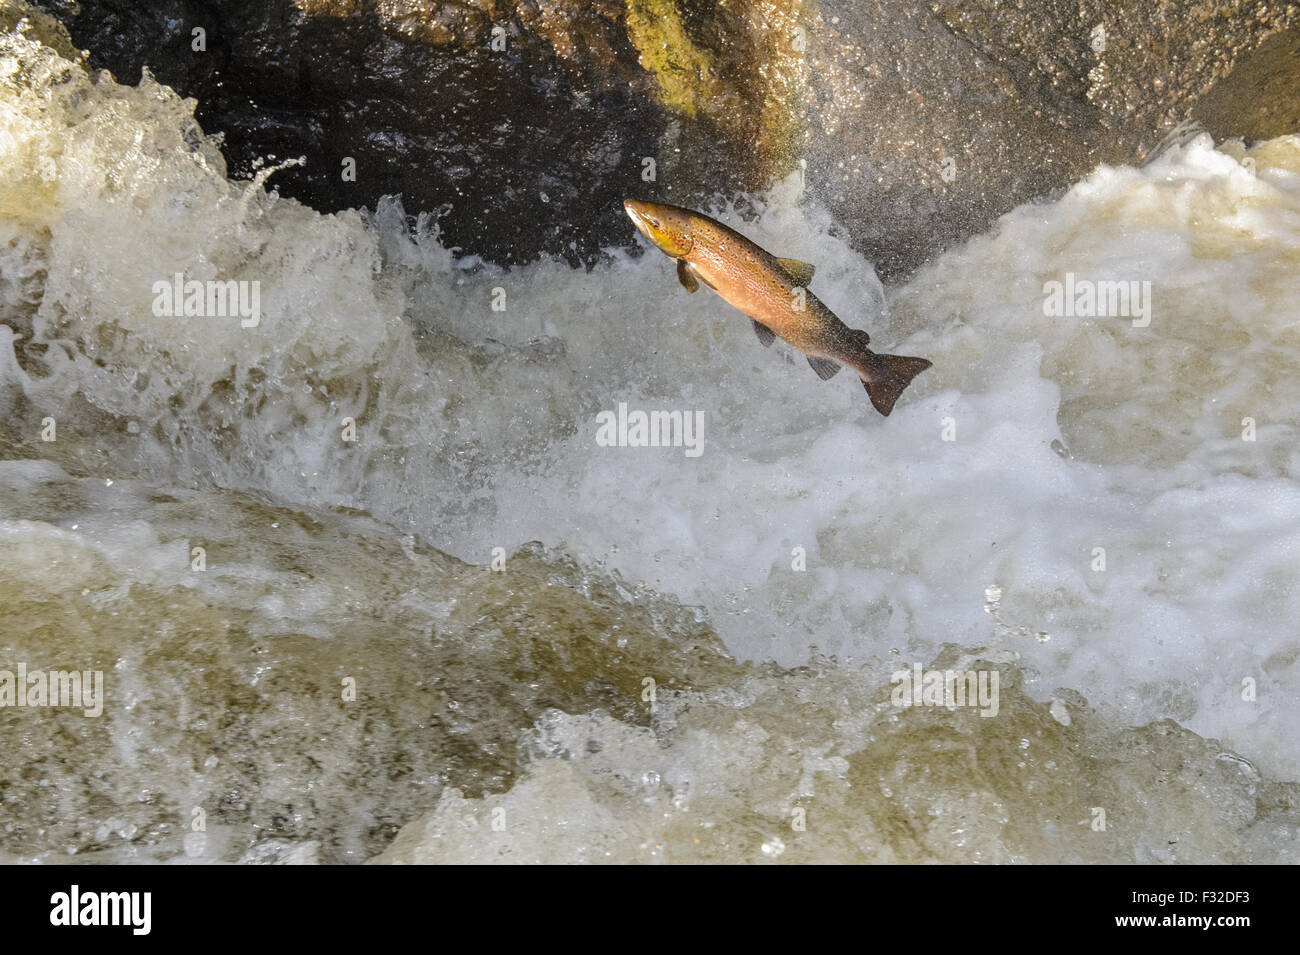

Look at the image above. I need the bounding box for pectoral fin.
[752,320,776,346]
[777,257,816,286]
[676,259,699,293]
[807,355,842,379]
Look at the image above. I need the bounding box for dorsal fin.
[776,257,816,286]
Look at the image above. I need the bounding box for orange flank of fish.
[623,198,932,416]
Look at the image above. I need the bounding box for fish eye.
[645,216,661,229]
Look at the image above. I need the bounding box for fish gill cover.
[0,1,1298,863]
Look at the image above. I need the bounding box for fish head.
[623,199,695,258]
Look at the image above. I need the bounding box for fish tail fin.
[846,331,931,416]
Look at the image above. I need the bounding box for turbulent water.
[2,7,1299,863]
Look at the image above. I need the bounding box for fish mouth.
[623,199,655,236]
[623,199,692,256]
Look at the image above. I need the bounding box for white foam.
[2,4,1299,800]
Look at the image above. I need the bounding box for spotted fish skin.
[623,198,931,416]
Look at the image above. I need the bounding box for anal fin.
[752,320,776,347]
[807,355,842,379]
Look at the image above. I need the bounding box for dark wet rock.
[801,0,1300,276]
[1192,24,1300,142]
[36,0,674,268]
[32,0,1300,278]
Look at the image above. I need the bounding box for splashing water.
[2,6,1299,862]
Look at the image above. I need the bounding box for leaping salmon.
[624,198,931,415]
